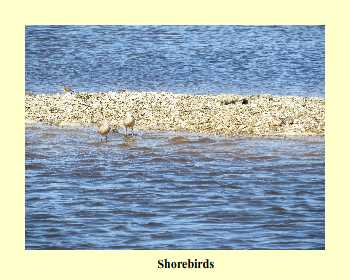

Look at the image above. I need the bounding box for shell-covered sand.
[25,91,325,136]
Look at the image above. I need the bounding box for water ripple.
[26,25,324,96]
[25,125,324,249]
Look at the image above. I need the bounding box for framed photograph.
[25,25,325,250]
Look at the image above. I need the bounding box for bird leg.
[125,127,128,136]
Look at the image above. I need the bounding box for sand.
[25,91,325,136]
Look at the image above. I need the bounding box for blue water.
[25,125,324,249]
[25,26,325,249]
[25,25,324,96]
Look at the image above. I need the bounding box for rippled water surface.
[25,25,324,96]
[26,125,324,249]
[26,25,325,249]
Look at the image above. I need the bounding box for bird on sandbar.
[97,120,111,142]
[63,86,74,94]
[123,112,135,136]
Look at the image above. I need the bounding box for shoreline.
[25,91,325,136]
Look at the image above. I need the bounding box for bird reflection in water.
[119,134,137,148]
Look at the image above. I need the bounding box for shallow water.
[25,25,324,96]
[25,124,324,249]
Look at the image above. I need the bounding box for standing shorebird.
[63,86,74,94]
[123,112,135,136]
[97,119,111,142]
[95,99,112,142]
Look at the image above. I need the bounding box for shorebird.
[94,99,112,142]
[97,119,111,142]
[123,112,135,136]
[63,86,74,94]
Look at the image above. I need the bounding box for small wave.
[28,213,58,220]
[144,222,164,228]
[246,155,280,161]
[269,206,288,214]
[26,152,48,160]
[79,158,97,165]
[295,190,313,196]
[134,146,154,153]
[111,224,129,231]
[71,170,104,179]
[26,196,42,203]
[44,233,63,238]
[192,137,216,144]
[173,149,201,156]
[40,132,58,140]
[112,210,157,218]
[143,157,169,164]
[26,162,46,170]
[168,136,189,144]
[150,231,176,240]
[264,190,281,195]
[168,157,192,164]
[303,152,321,157]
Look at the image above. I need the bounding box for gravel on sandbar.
[25,91,325,136]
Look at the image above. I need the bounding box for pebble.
[25,91,325,136]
